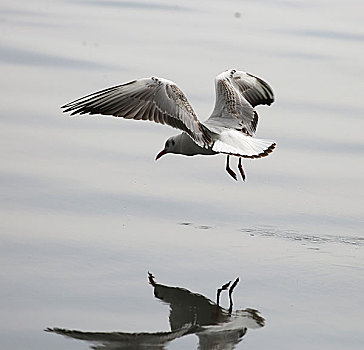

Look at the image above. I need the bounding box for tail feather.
[212,130,276,159]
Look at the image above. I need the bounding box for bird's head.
[155,136,178,160]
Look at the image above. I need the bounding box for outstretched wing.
[205,69,274,136]
[61,77,212,147]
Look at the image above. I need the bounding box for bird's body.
[62,69,276,181]
[166,132,217,157]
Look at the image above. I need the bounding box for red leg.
[238,158,246,181]
[226,155,237,181]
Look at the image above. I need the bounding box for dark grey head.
[155,136,178,160]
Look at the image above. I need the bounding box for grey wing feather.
[205,69,274,136]
[61,77,212,148]
[232,71,274,107]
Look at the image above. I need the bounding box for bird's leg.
[228,277,239,315]
[226,155,237,181]
[217,280,231,307]
[238,157,246,181]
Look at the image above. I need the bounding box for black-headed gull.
[61,69,276,181]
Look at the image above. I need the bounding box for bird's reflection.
[46,273,265,350]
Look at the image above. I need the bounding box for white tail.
[212,129,276,158]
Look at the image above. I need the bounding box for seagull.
[61,69,276,181]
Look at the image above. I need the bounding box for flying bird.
[61,69,276,181]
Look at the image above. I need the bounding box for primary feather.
[61,77,212,148]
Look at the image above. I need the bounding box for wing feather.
[61,77,212,148]
[205,69,274,136]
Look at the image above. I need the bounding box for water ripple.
[240,226,364,246]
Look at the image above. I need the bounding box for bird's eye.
[166,141,169,148]
[171,140,175,146]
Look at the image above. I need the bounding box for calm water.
[1,0,363,349]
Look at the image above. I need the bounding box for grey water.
[0,0,363,349]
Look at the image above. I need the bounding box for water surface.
[1,1,363,349]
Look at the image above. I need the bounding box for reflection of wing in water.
[153,282,225,330]
[151,275,264,350]
[45,325,192,350]
[196,309,265,350]
[45,273,264,350]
